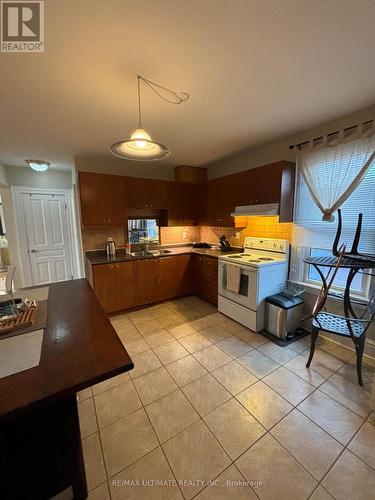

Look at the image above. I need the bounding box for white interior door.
[22,192,73,285]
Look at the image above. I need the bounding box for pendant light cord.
[137,75,189,126]
[137,75,142,127]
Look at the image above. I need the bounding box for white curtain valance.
[297,122,375,222]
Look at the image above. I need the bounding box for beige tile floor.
[76,296,375,500]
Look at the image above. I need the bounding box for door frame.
[12,186,80,287]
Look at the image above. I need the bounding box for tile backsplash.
[159,226,200,245]
[237,215,292,242]
[82,226,126,251]
[200,216,292,247]
[82,225,200,251]
[82,216,292,251]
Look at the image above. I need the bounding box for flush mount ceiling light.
[26,159,50,172]
[110,75,189,161]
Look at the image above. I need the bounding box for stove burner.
[228,255,243,259]
[247,259,260,263]
[258,257,274,261]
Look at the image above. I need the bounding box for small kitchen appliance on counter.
[218,237,289,332]
[106,237,116,258]
[219,235,232,252]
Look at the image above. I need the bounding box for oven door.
[218,260,258,310]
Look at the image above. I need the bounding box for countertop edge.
[85,247,242,265]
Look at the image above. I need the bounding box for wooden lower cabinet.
[193,254,218,305]
[177,255,194,297]
[133,259,160,306]
[117,262,136,310]
[92,262,136,313]
[91,253,217,313]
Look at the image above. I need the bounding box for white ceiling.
[1,0,375,171]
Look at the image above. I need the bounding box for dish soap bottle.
[106,237,116,258]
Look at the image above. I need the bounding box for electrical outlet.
[235,232,241,239]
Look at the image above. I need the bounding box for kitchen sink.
[130,249,172,258]
[152,249,172,255]
[130,251,154,257]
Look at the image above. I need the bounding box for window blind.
[293,152,375,254]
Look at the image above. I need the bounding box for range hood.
[231,203,279,217]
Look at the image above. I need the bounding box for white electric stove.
[218,237,289,332]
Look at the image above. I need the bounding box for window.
[127,219,159,245]
[306,248,364,292]
[290,152,375,299]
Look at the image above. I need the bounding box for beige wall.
[207,104,375,178]
[0,186,23,288]
[0,164,7,185]
[4,165,72,188]
[75,155,175,181]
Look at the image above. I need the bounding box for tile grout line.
[106,299,374,499]
[281,351,374,499]
[127,376,187,499]
[121,308,371,431]
[90,391,113,499]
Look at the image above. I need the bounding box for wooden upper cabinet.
[125,177,167,209]
[167,182,198,226]
[182,183,198,224]
[104,174,127,224]
[167,182,184,224]
[279,161,295,222]
[79,172,126,226]
[207,177,235,227]
[196,182,207,225]
[79,160,295,228]
[205,161,295,226]
[79,172,106,225]
[251,163,283,204]
[238,162,291,206]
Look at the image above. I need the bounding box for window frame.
[289,244,372,302]
[127,217,160,245]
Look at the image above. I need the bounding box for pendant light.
[26,159,50,172]
[110,76,189,161]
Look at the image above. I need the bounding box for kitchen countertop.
[86,246,242,265]
[0,279,133,498]
[0,278,133,420]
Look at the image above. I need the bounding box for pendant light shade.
[110,127,170,161]
[110,76,188,161]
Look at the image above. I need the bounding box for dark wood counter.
[0,279,134,499]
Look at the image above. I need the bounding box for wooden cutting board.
[0,304,38,334]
